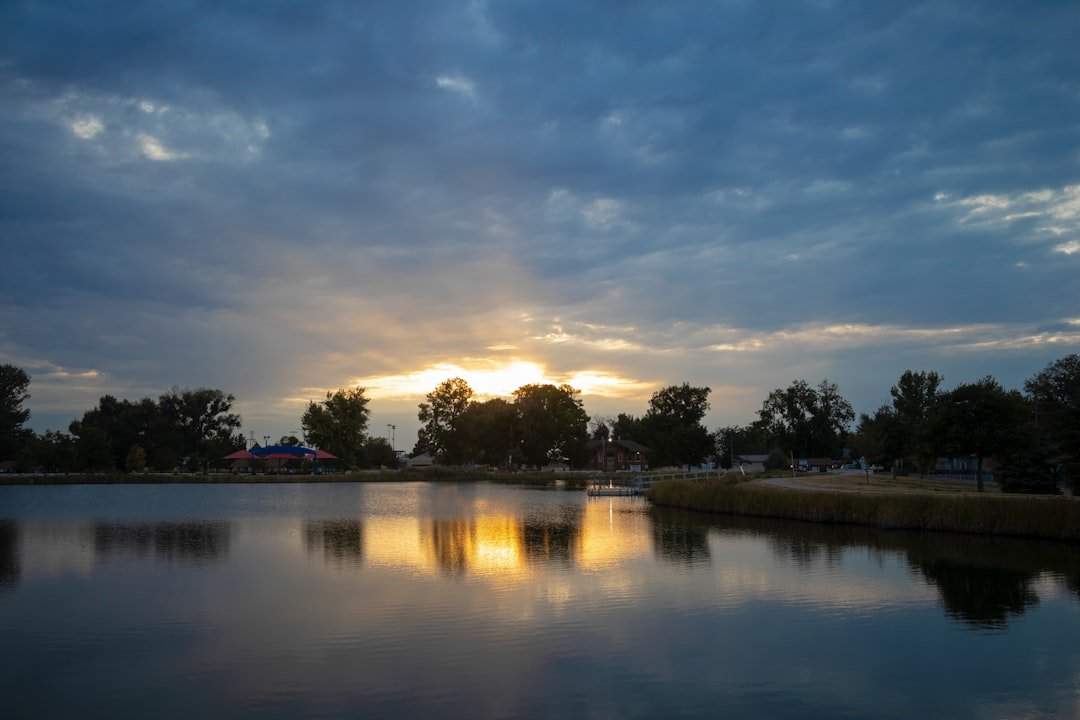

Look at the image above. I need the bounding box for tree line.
[1,354,1078,490]
[411,378,716,470]
[718,358,1079,493]
[0,370,395,473]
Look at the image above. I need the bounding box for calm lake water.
[2,481,1079,719]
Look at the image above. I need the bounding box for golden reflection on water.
[577,499,651,571]
[358,498,650,579]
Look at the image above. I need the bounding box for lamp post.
[387,424,396,452]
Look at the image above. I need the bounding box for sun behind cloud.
[353,359,651,400]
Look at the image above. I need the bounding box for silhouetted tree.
[415,378,474,463]
[302,387,370,469]
[642,383,713,467]
[1025,354,1080,491]
[756,379,854,459]
[0,365,31,461]
[513,384,589,468]
[929,376,1029,492]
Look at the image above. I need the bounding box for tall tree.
[70,395,158,471]
[929,376,1029,492]
[713,424,771,469]
[18,430,77,473]
[0,365,32,460]
[1025,355,1080,464]
[459,397,518,467]
[756,379,853,459]
[415,378,474,463]
[302,387,371,469]
[642,383,713,468]
[513,384,589,468]
[611,413,644,443]
[851,406,902,468]
[158,387,243,469]
[364,435,398,469]
[889,370,943,474]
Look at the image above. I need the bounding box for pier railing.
[631,469,724,492]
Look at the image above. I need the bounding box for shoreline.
[0,470,591,488]
[648,479,1080,542]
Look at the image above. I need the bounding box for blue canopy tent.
[250,445,317,458]
[249,444,318,474]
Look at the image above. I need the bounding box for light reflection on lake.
[1,481,1079,719]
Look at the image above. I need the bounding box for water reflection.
[305,519,364,566]
[904,535,1051,629]
[421,517,527,577]
[0,520,19,590]
[93,521,231,563]
[648,512,711,566]
[681,513,1080,629]
[523,512,580,567]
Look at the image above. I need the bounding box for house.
[735,454,770,473]
[586,438,650,472]
[406,453,435,469]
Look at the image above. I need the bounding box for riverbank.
[648,479,1080,542]
[0,469,591,488]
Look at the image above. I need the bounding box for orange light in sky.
[353,359,651,400]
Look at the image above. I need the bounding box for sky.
[2,0,1079,452]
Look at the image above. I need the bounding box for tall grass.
[649,479,1080,542]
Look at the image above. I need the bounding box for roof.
[587,438,651,452]
[737,454,770,463]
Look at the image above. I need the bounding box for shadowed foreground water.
[1,482,1078,719]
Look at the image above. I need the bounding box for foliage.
[755,379,854,459]
[125,444,147,473]
[929,376,1030,492]
[1025,354,1080,471]
[158,387,242,463]
[364,435,398,469]
[415,377,474,463]
[513,384,590,467]
[16,430,77,473]
[0,365,32,460]
[67,389,242,472]
[459,397,519,467]
[713,424,773,468]
[642,383,713,467]
[851,405,902,466]
[611,413,645,443]
[301,387,371,469]
[889,370,942,474]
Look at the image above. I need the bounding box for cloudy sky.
[2,0,1078,451]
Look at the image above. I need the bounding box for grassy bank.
[0,468,591,488]
[649,479,1080,542]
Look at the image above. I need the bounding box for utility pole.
[387,424,396,451]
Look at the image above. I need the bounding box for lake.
[2,481,1078,719]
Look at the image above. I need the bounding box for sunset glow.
[353,360,651,400]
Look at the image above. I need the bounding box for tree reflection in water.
[649,510,711,566]
[305,520,364,567]
[93,521,231,563]
[663,512,1080,630]
[523,509,581,567]
[0,520,19,590]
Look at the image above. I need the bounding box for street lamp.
[387,424,396,451]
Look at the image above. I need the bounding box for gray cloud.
[2,0,1078,445]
